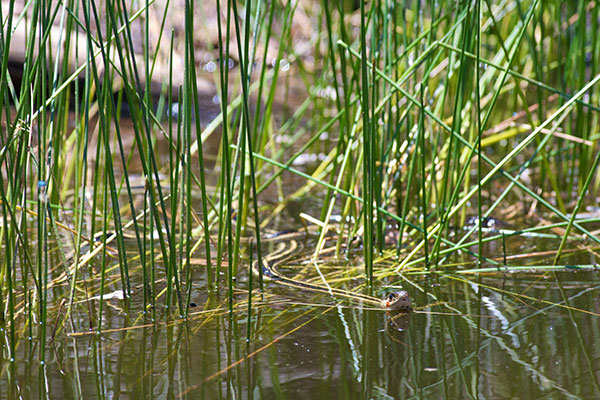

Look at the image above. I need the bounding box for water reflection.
[3,238,600,398]
[6,277,593,398]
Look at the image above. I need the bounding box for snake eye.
[388,293,395,301]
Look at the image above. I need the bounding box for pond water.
[5,228,599,399]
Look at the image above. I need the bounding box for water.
[6,230,599,399]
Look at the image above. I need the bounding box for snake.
[253,236,412,312]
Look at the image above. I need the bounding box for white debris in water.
[89,290,125,301]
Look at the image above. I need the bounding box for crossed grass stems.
[0,0,598,360]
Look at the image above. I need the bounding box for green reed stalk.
[574,1,588,192]
[183,0,213,314]
[35,1,51,390]
[176,101,185,312]
[247,240,253,342]
[232,0,264,291]
[359,0,373,286]
[418,85,429,268]
[476,0,483,266]
[371,2,383,255]
[250,0,274,150]
[181,0,196,315]
[229,0,251,305]
[215,0,234,293]
[0,164,16,394]
[97,178,110,333]
[167,34,177,311]
[142,0,153,313]
[0,0,15,122]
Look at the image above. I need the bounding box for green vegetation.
[0,0,599,397]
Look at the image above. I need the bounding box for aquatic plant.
[0,0,599,397]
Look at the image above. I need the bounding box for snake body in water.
[253,237,411,312]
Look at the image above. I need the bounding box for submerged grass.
[1,0,600,395]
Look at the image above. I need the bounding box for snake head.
[381,290,412,311]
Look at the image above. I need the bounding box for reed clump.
[0,2,599,396]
